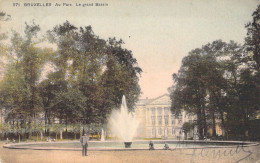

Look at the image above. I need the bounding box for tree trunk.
[60,130,63,140]
[202,105,207,137]
[197,108,204,140]
[47,116,51,136]
[28,119,32,139]
[212,112,216,137]
[44,111,47,134]
[66,116,68,133]
[220,111,225,137]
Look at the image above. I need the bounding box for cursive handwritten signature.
[170,140,253,163]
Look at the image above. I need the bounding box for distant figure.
[12,139,15,143]
[164,142,170,150]
[6,138,10,144]
[46,136,55,142]
[80,133,89,156]
[204,136,210,141]
[149,141,154,150]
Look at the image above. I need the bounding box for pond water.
[12,140,248,149]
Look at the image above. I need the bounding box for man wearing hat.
[80,133,89,156]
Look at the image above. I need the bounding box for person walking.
[80,133,89,156]
[149,141,154,150]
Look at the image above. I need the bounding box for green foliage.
[72,123,81,133]
[44,21,142,125]
[31,120,44,133]
[171,4,260,141]
[51,123,65,133]
[0,20,142,140]
[182,122,195,134]
[245,5,260,70]
[0,123,12,135]
[171,40,228,139]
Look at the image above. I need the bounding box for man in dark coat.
[149,141,154,150]
[80,133,89,156]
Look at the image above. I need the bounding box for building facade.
[134,94,195,139]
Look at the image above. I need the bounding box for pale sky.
[0,0,259,99]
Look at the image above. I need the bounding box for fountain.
[109,95,139,148]
[100,128,105,141]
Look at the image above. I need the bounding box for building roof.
[136,98,153,106]
[136,94,171,106]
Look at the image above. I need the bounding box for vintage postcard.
[0,0,259,162]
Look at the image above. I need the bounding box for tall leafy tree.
[244,5,260,124]
[171,49,208,140]
[45,21,142,126]
[245,5,260,70]
[0,22,52,137]
[171,40,232,139]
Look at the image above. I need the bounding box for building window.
[158,108,162,115]
[158,128,162,135]
[178,115,182,124]
[151,108,155,115]
[172,128,175,135]
[164,128,168,136]
[164,115,169,125]
[151,116,155,125]
[158,116,162,125]
[152,128,156,137]
[171,115,175,125]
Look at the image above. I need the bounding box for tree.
[245,5,260,70]
[0,11,11,90]
[0,123,12,140]
[1,21,142,140]
[171,38,260,140]
[0,22,53,138]
[244,5,260,136]
[51,123,65,140]
[171,40,230,139]
[46,21,142,125]
[72,123,81,140]
[14,121,26,143]
[182,122,195,140]
[171,50,209,140]
[52,87,87,130]
[31,120,44,141]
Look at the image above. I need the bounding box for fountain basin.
[124,142,132,148]
[3,140,258,151]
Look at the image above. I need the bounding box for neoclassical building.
[134,94,195,139]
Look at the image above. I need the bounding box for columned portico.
[135,94,195,139]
